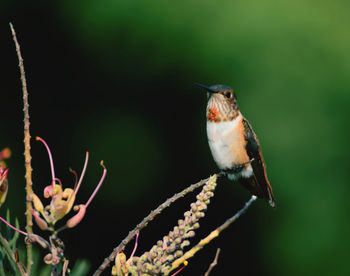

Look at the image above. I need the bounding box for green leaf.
[0,259,6,276]
[70,259,91,276]
[0,233,20,276]
[38,265,51,276]
[9,217,20,250]
[5,209,11,240]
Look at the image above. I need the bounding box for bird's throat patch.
[208,107,220,122]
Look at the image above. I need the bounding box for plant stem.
[9,22,34,275]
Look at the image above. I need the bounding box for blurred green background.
[1,0,350,275]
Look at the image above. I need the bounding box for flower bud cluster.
[127,175,217,275]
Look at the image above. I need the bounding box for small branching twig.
[164,195,257,274]
[93,177,210,276]
[204,248,221,276]
[9,22,34,274]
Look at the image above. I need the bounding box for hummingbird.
[196,83,275,207]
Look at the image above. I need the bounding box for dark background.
[1,1,350,275]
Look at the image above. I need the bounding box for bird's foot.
[218,170,227,177]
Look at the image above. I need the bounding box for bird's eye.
[225,91,232,98]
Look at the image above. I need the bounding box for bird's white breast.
[206,115,242,169]
[206,114,253,180]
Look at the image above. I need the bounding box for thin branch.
[9,22,34,274]
[215,195,257,233]
[92,176,211,276]
[164,195,257,275]
[204,248,221,276]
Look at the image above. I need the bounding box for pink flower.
[31,137,106,231]
[0,147,11,207]
[0,164,9,207]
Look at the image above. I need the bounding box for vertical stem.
[9,23,33,275]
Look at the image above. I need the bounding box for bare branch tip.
[9,22,15,33]
[204,248,221,276]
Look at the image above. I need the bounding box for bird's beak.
[195,82,217,93]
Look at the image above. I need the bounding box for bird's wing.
[242,118,275,207]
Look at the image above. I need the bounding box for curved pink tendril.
[54,178,62,186]
[44,185,53,198]
[0,216,27,236]
[74,152,89,196]
[85,161,106,209]
[129,232,139,260]
[36,137,56,187]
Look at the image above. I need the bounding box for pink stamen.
[129,232,139,260]
[69,168,79,188]
[74,152,89,196]
[36,137,56,187]
[85,161,106,209]
[1,168,9,179]
[0,216,27,236]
